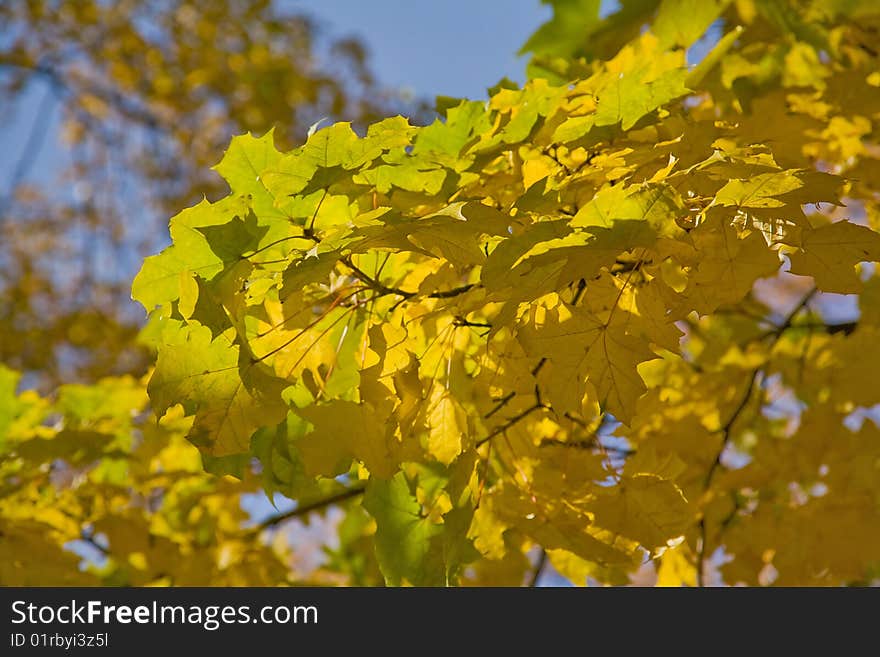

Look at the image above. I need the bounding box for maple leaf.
[587,474,692,551]
[488,485,639,567]
[788,220,880,293]
[362,473,445,586]
[148,323,288,456]
[682,216,780,314]
[517,303,657,422]
[213,130,285,221]
[132,196,250,311]
[297,400,420,479]
[426,386,470,465]
[714,172,805,208]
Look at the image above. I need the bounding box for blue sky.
[284,0,551,100]
[2,1,551,194]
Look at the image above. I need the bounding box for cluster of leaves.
[0,363,389,585]
[0,365,287,585]
[131,0,880,586]
[0,0,420,384]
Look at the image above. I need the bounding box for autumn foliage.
[3,0,880,586]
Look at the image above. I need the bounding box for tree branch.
[255,484,366,531]
[1,85,56,222]
[475,402,546,448]
[484,391,516,419]
[1,60,162,129]
[571,278,587,305]
[696,288,816,586]
[79,530,109,556]
[429,283,476,299]
[341,255,477,301]
[342,256,412,297]
[528,548,547,587]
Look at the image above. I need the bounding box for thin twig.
[571,279,587,305]
[341,255,477,301]
[475,402,546,448]
[484,391,516,419]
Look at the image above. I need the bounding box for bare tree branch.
[1,84,55,222]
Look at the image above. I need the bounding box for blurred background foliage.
[0,0,427,386]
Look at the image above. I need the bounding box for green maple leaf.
[148,322,288,456]
[362,473,445,586]
[132,196,249,310]
[213,130,285,221]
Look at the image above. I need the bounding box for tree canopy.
[3,0,880,586]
